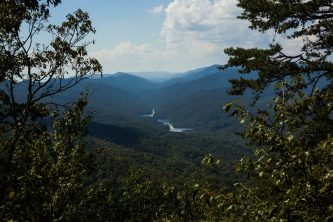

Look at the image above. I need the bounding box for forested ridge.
[0,0,332,221]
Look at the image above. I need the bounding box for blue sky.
[49,0,300,73]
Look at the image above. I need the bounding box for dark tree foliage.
[220,0,333,221]
[0,0,101,171]
[0,1,102,220]
[0,98,94,221]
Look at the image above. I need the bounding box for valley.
[77,64,252,133]
[2,1,330,220]
[12,64,257,189]
[72,65,255,189]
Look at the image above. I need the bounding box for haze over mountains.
[9,64,256,189]
[46,64,259,138]
[11,64,259,142]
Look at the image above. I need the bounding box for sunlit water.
[157,119,193,133]
[142,109,193,133]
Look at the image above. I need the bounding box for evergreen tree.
[221,0,333,220]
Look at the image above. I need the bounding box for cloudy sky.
[51,0,275,73]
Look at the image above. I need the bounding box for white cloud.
[148,4,164,14]
[161,0,263,49]
[91,41,224,73]
[94,0,276,73]
[91,42,177,72]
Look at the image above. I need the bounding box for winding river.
[142,109,193,133]
[157,119,193,133]
[142,109,155,117]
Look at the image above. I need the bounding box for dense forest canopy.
[0,0,332,221]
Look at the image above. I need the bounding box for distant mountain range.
[90,65,260,132]
[128,71,181,82]
[13,64,261,137]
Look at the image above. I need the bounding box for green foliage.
[0,0,101,172]
[2,0,332,221]
[0,1,103,221]
[219,0,333,221]
[0,98,93,221]
[119,169,178,221]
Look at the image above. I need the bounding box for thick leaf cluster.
[0,1,103,220]
[220,0,333,220]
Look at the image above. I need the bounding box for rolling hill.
[12,65,261,136]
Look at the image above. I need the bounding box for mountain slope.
[151,67,255,105]
[95,72,159,95]
[162,64,222,86]
[10,65,259,134]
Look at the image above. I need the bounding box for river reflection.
[157,119,193,133]
[142,109,193,133]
